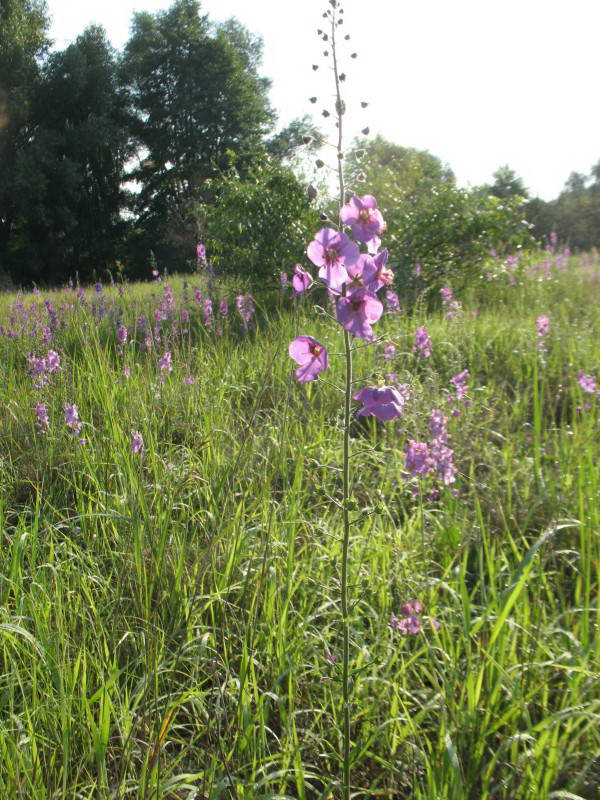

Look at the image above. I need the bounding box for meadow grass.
[0,256,598,799]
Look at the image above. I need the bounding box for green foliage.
[4,26,132,284]
[526,161,600,251]
[197,155,320,280]
[120,0,275,273]
[485,164,529,199]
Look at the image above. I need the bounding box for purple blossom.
[131,432,145,455]
[391,600,439,635]
[236,294,255,331]
[450,370,469,401]
[289,336,328,382]
[183,375,196,385]
[413,326,432,358]
[430,438,457,485]
[383,344,396,361]
[577,371,597,393]
[536,315,550,338]
[307,228,359,292]
[414,263,422,277]
[64,403,82,436]
[203,299,213,329]
[219,299,229,317]
[404,440,433,477]
[429,409,448,439]
[292,264,313,296]
[337,289,383,339]
[118,324,128,345]
[369,249,394,292]
[339,194,385,243]
[353,385,406,420]
[196,243,206,268]
[279,271,288,289]
[35,402,49,434]
[158,352,173,372]
[440,287,453,302]
[385,289,401,315]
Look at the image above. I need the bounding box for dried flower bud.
[361,126,370,135]
[337,151,344,159]
[307,184,318,200]
[323,50,329,56]
[309,96,317,103]
[344,34,350,39]
[322,33,328,41]
[351,52,357,59]
[339,72,346,81]
[361,101,369,108]
[312,64,319,71]
[315,159,325,168]
[302,135,313,144]
[335,99,346,115]
[322,109,330,117]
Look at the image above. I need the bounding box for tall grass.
[0,257,598,798]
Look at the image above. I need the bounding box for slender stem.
[330,6,352,799]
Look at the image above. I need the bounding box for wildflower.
[64,403,82,436]
[536,315,550,338]
[450,370,469,401]
[428,409,448,439]
[118,324,128,345]
[577,371,597,393]
[440,287,453,302]
[292,264,313,296]
[413,326,432,358]
[307,228,359,292]
[430,438,457,485]
[123,366,131,380]
[158,352,173,372]
[131,432,145,455]
[236,294,255,330]
[414,263,422,277]
[183,375,196,385]
[353,385,405,420]
[339,194,385,243]
[385,289,401,315]
[289,336,329,382]
[196,243,206,268]
[279,271,288,289]
[35,402,49,434]
[391,600,439,635]
[369,249,394,291]
[404,440,433,476]
[94,283,102,293]
[219,299,229,317]
[383,344,396,361]
[203,299,213,329]
[337,289,383,339]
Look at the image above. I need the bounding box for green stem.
[329,6,351,797]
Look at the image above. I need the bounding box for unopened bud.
[307,184,318,200]
[344,34,350,39]
[323,50,329,56]
[302,135,313,144]
[351,52,357,59]
[315,159,325,168]
[339,72,346,81]
[361,101,369,108]
[337,152,344,159]
[309,96,317,103]
[312,64,319,71]
[322,109,330,117]
[361,126,370,135]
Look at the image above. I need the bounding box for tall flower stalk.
[287,4,399,796]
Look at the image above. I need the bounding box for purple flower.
[219,299,229,317]
[64,403,82,436]
[577,371,597,393]
[158,352,173,372]
[183,375,196,385]
[353,385,405,421]
[307,228,359,292]
[413,326,432,358]
[46,350,61,372]
[131,432,145,455]
[430,438,456,485]
[440,287,453,302]
[369,249,394,291]
[414,263,422,277]
[288,336,328,382]
[383,344,396,361]
[429,409,448,439]
[279,271,288,289]
[236,294,255,330]
[35,402,49,434]
[292,264,313,296]
[339,195,385,243]
[337,289,383,339]
[385,289,401,315]
[203,299,213,329]
[450,370,469,401]
[196,243,206,268]
[391,601,439,635]
[344,254,378,294]
[536,315,550,338]
[404,440,433,476]
[118,324,128,345]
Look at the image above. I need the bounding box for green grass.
[0,256,599,799]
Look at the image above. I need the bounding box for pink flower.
[158,352,173,372]
[536,315,550,338]
[289,336,328,382]
[353,385,405,421]
[340,194,385,243]
[307,228,359,292]
[450,370,469,400]
[337,289,383,339]
[383,344,396,361]
[413,326,432,358]
[292,264,313,296]
[131,432,145,455]
[64,403,82,436]
[577,371,597,393]
[404,440,433,476]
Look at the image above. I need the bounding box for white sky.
[47,0,600,200]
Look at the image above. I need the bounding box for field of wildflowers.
[0,236,598,799]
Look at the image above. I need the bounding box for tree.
[487,165,528,199]
[0,0,49,278]
[4,26,132,283]
[121,0,275,271]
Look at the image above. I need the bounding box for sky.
[46,0,600,200]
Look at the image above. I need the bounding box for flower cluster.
[413,325,432,359]
[390,600,439,635]
[404,408,457,490]
[27,349,61,388]
[289,196,399,416]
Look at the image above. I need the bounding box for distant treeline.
[1,0,598,289]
